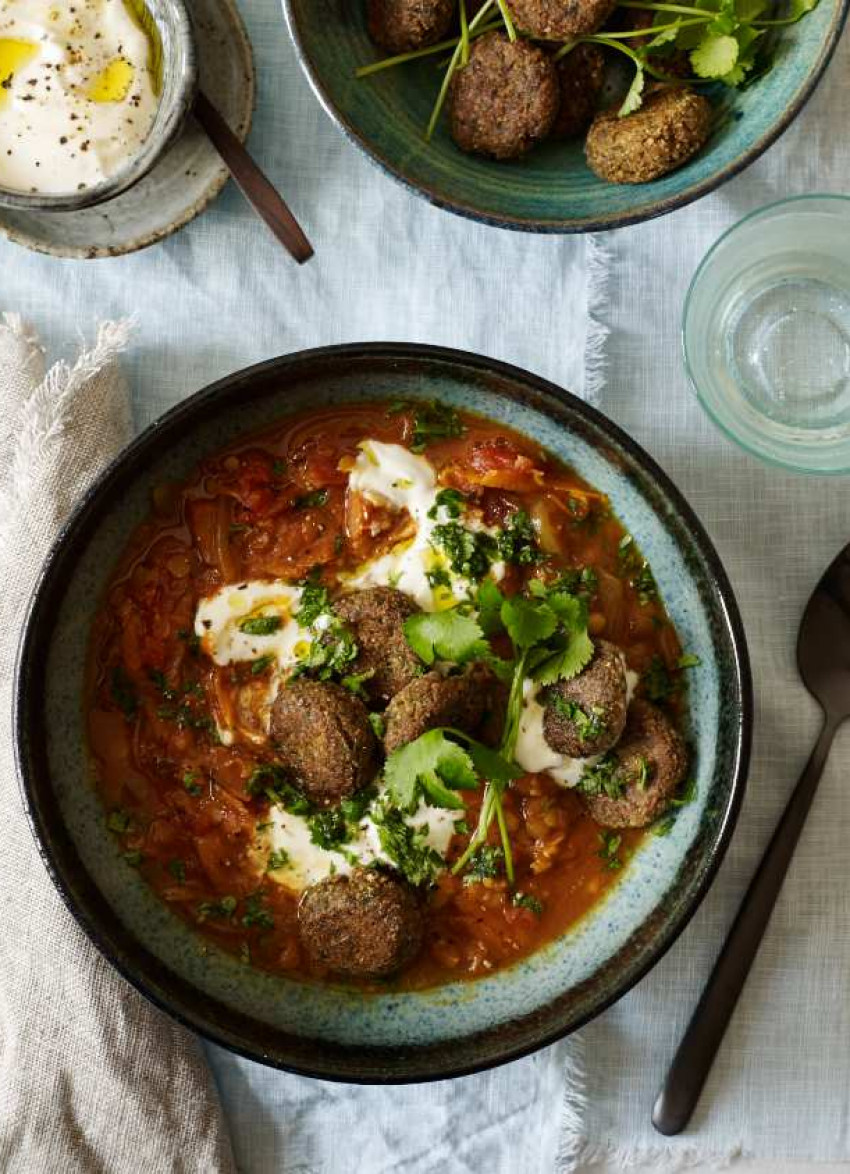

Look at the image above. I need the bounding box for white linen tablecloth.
[2,0,849,1167]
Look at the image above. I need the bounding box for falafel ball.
[367,0,455,53]
[543,639,628,758]
[298,867,424,978]
[580,699,688,828]
[449,32,559,161]
[551,44,606,139]
[269,679,378,807]
[334,586,423,704]
[585,87,713,184]
[507,0,617,39]
[383,661,507,754]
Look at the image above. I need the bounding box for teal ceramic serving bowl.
[14,345,752,1081]
[282,0,848,232]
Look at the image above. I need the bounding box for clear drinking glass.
[683,194,850,475]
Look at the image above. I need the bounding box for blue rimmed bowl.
[14,344,752,1082]
[282,0,848,232]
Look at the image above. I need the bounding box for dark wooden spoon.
[652,542,850,1135]
[193,91,314,264]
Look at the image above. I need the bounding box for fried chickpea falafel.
[580,698,688,828]
[367,0,455,53]
[585,87,713,184]
[298,868,424,978]
[543,639,628,757]
[269,679,378,807]
[449,32,559,161]
[507,0,618,39]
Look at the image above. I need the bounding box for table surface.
[3,0,850,1168]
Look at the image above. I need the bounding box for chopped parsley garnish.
[293,620,358,681]
[251,654,275,676]
[267,849,289,878]
[635,756,652,791]
[576,754,626,800]
[371,805,445,886]
[107,809,130,834]
[168,859,187,885]
[618,533,657,605]
[549,694,607,743]
[678,653,701,669]
[183,771,202,796]
[246,764,314,815]
[552,566,598,599]
[425,567,452,590]
[294,575,332,627]
[512,891,543,915]
[295,488,329,510]
[197,895,237,923]
[427,487,467,520]
[240,892,274,930]
[272,458,288,477]
[430,522,497,582]
[641,655,677,703]
[368,712,385,740]
[239,614,283,636]
[598,830,623,871]
[340,785,378,826]
[307,809,350,851]
[463,845,504,884]
[496,510,541,567]
[123,850,143,867]
[655,778,698,836]
[178,628,202,655]
[110,666,138,718]
[391,400,464,453]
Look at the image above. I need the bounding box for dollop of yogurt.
[0,0,159,195]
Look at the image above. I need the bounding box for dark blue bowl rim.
[13,342,753,1083]
[281,0,850,234]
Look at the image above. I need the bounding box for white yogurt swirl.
[0,0,159,195]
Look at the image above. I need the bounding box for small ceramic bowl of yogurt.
[0,0,197,211]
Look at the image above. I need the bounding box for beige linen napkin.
[0,314,235,1173]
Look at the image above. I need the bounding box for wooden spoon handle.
[652,715,839,1136]
[193,90,314,264]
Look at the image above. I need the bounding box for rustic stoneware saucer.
[14,344,752,1082]
[0,0,254,258]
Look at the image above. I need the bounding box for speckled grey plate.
[0,0,254,258]
[14,345,752,1082]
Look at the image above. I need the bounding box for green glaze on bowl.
[281,0,848,233]
[14,345,752,1082]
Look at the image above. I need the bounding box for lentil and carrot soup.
[86,400,695,989]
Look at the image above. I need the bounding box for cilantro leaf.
[691,31,739,77]
[532,627,595,685]
[403,609,488,666]
[476,578,506,635]
[619,62,645,117]
[501,595,557,650]
[384,729,478,811]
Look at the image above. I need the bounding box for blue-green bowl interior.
[282,0,847,231]
[16,347,750,1081]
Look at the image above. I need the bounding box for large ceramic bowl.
[14,345,752,1082]
[282,0,848,232]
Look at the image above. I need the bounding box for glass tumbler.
[683,194,850,475]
